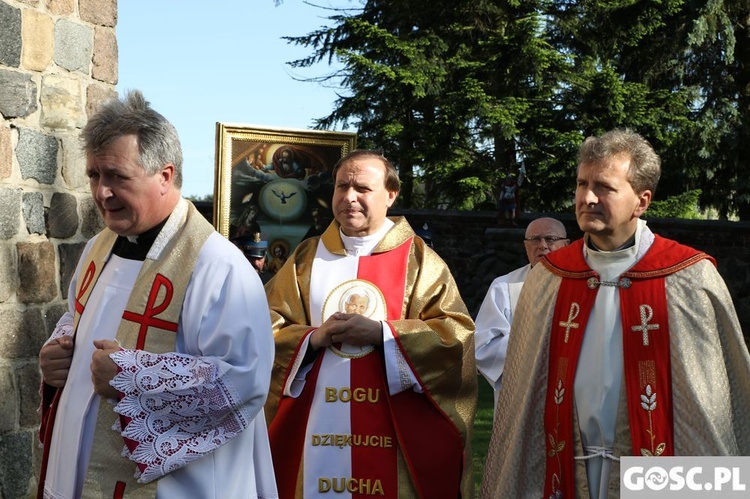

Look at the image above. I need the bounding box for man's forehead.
[578,154,631,174]
[526,220,564,237]
[336,159,385,180]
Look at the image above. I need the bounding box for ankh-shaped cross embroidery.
[559,302,580,343]
[631,304,660,346]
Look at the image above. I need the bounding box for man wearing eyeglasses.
[481,129,750,499]
[474,217,568,409]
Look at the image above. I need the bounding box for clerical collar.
[583,219,646,281]
[112,219,169,261]
[586,235,635,252]
[340,219,395,256]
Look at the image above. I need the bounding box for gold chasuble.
[481,231,750,499]
[265,216,477,498]
[39,200,214,498]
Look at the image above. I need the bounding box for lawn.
[472,376,495,495]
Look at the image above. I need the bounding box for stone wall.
[0,0,115,496]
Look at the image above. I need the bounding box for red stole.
[541,236,712,497]
[269,237,464,498]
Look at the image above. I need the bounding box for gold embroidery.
[311,433,393,448]
[328,344,375,359]
[547,378,566,496]
[638,360,657,387]
[325,387,381,404]
[319,477,385,495]
[638,384,666,456]
[558,302,580,343]
[631,304,660,346]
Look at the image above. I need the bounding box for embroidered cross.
[122,273,179,349]
[559,302,580,343]
[75,261,97,314]
[631,304,660,346]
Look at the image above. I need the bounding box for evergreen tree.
[282,0,750,218]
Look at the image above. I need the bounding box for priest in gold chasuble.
[265,150,477,498]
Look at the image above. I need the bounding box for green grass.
[472,376,495,496]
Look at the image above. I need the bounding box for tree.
[549,0,750,219]
[283,0,750,218]
[285,0,567,210]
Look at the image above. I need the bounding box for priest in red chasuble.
[481,129,750,499]
[37,91,277,499]
[265,150,477,498]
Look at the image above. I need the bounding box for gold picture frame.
[214,123,357,267]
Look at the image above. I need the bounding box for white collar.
[339,219,395,256]
[583,219,646,280]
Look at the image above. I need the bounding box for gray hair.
[81,89,183,187]
[577,128,661,195]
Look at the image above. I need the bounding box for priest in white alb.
[264,150,477,498]
[37,90,277,499]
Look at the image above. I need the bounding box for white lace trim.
[109,349,248,483]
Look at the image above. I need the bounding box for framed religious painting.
[214,123,357,271]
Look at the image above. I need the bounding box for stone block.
[79,0,116,27]
[0,367,15,432]
[0,188,21,239]
[0,307,47,359]
[18,241,57,303]
[17,128,58,184]
[21,9,53,71]
[0,431,33,499]
[86,82,117,121]
[61,133,88,189]
[48,192,78,238]
[53,18,92,73]
[0,2,21,67]
[0,68,38,118]
[0,242,15,303]
[80,196,104,238]
[40,73,85,130]
[22,191,45,235]
[92,26,117,84]
[45,0,75,16]
[17,363,41,428]
[43,302,67,337]
[0,124,10,179]
[58,242,86,299]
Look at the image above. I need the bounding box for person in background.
[37,90,277,498]
[233,231,272,284]
[474,217,568,409]
[264,149,477,498]
[481,128,750,498]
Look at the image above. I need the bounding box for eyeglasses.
[524,236,567,245]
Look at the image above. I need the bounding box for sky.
[116,0,350,198]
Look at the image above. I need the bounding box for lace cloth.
[110,349,247,482]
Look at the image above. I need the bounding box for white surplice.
[474,263,530,407]
[44,230,278,499]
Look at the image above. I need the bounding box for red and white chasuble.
[267,217,477,499]
[541,236,695,497]
[480,225,750,499]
